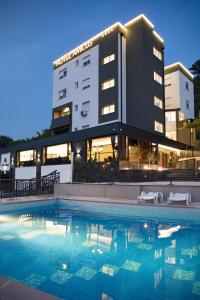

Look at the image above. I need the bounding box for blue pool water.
[0,200,200,300]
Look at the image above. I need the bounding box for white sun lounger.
[137,191,163,204]
[167,192,191,206]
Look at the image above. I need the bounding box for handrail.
[0,172,60,199]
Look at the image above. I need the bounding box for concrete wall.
[15,167,36,180]
[55,182,200,202]
[41,164,72,183]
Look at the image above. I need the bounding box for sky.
[0,0,199,140]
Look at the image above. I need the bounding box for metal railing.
[0,171,60,199]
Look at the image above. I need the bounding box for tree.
[0,135,13,147]
[190,59,200,117]
[190,59,200,78]
[0,129,52,148]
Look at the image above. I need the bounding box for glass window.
[81,101,90,117]
[186,81,189,90]
[186,100,190,109]
[102,78,115,90]
[87,136,118,162]
[83,55,91,67]
[165,111,176,122]
[75,59,79,67]
[17,149,36,167]
[154,72,162,85]
[102,104,115,115]
[166,131,177,141]
[53,106,70,119]
[75,81,78,89]
[59,68,67,79]
[82,78,90,90]
[155,121,164,133]
[58,89,67,99]
[44,143,71,165]
[154,96,163,109]
[103,53,115,65]
[179,111,184,121]
[153,47,162,61]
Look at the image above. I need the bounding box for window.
[154,96,163,109]
[154,72,162,85]
[103,53,115,65]
[154,121,164,133]
[153,47,162,61]
[87,136,118,162]
[58,89,66,99]
[59,68,67,79]
[53,106,70,119]
[179,111,184,121]
[44,143,71,165]
[75,59,79,67]
[74,104,78,111]
[81,101,90,117]
[17,149,36,167]
[83,55,91,67]
[82,78,90,90]
[102,104,115,115]
[102,78,115,90]
[82,124,89,129]
[165,111,176,122]
[75,81,78,89]
[186,81,189,90]
[186,100,190,109]
[166,131,177,141]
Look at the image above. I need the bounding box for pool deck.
[0,276,61,300]
[1,181,200,209]
[0,192,200,209]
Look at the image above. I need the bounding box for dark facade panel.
[125,19,165,135]
[98,31,119,123]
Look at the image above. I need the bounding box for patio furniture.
[137,191,163,204]
[167,192,192,206]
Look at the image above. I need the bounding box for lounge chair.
[167,192,191,206]
[137,191,163,204]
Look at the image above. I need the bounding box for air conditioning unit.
[81,110,88,117]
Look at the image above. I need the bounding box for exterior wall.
[41,164,72,183]
[53,45,99,132]
[15,166,36,179]
[55,182,200,203]
[125,19,165,135]
[179,72,194,119]
[165,70,194,119]
[165,71,180,110]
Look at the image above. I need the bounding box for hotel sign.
[54,40,93,68]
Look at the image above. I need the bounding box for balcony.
[51,115,71,130]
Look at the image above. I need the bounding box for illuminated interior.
[16,149,36,167]
[87,136,118,162]
[43,143,71,165]
[54,106,70,119]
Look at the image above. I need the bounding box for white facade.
[15,166,36,179]
[53,45,100,131]
[165,68,194,120]
[41,164,72,183]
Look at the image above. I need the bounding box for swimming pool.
[0,199,200,300]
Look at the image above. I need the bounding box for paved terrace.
[0,181,200,208]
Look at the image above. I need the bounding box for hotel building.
[0,14,198,182]
[165,62,195,143]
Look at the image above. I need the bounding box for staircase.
[156,169,200,181]
[0,171,60,199]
